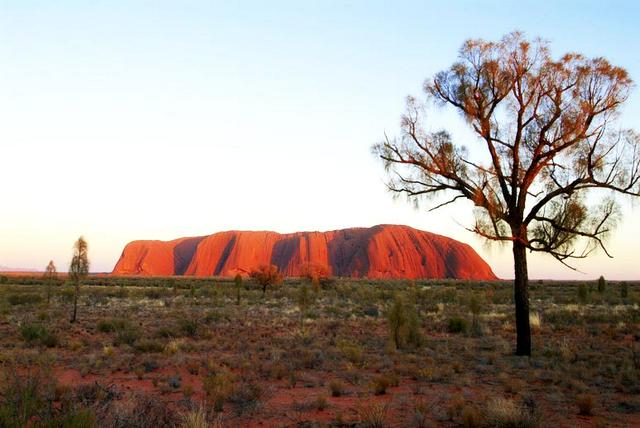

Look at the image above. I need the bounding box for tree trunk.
[71,281,79,323]
[513,240,531,356]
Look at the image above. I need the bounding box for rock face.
[112,225,497,280]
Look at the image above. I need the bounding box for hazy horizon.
[1,1,639,279]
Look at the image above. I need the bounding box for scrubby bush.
[180,405,209,428]
[227,381,263,416]
[114,322,140,346]
[8,293,43,306]
[234,273,243,305]
[97,318,127,333]
[484,397,540,428]
[0,367,94,427]
[578,283,589,304]
[297,284,312,324]
[329,380,344,397]
[468,293,483,336]
[144,288,165,299]
[134,339,165,353]
[337,339,364,366]
[448,316,468,334]
[621,282,629,299]
[576,393,595,415]
[179,318,199,337]
[20,323,45,342]
[386,294,423,349]
[103,392,178,427]
[20,323,58,347]
[356,402,388,428]
[203,369,236,412]
[300,262,333,291]
[372,375,390,395]
[597,275,606,293]
[250,264,283,294]
[462,405,483,427]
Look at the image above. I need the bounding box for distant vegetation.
[0,274,638,426]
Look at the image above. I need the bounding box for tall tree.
[43,260,57,304]
[69,236,89,323]
[373,32,640,355]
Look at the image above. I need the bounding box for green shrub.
[155,326,178,338]
[386,294,423,349]
[179,318,199,337]
[115,323,140,346]
[134,339,165,353]
[621,282,629,299]
[228,381,263,416]
[597,276,606,293]
[578,283,589,304]
[372,375,390,395]
[58,287,75,303]
[143,288,164,299]
[97,318,127,333]
[234,274,243,305]
[337,339,364,365]
[448,316,468,334]
[20,323,46,342]
[203,370,236,412]
[40,331,59,348]
[387,295,406,349]
[0,366,94,427]
[56,408,96,427]
[8,293,43,306]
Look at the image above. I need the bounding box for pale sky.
[1,1,639,279]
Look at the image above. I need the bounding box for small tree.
[250,265,283,295]
[300,263,332,292]
[620,282,629,299]
[597,275,606,293]
[468,293,483,335]
[234,274,243,305]
[43,260,57,305]
[386,293,423,350]
[69,236,89,323]
[578,283,589,304]
[297,284,311,327]
[373,32,640,355]
[387,294,407,349]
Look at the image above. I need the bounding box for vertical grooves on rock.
[112,225,497,280]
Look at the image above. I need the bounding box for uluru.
[112,225,496,280]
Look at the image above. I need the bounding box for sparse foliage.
[620,282,629,299]
[373,32,640,355]
[43,260,57,305]
[69,236,89,323]
[578,283,589,304]
[250,264,283,295]
[297,284,311,326]
[234,273,243,305]
[386,293,423,349]
[300,263,332,292]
